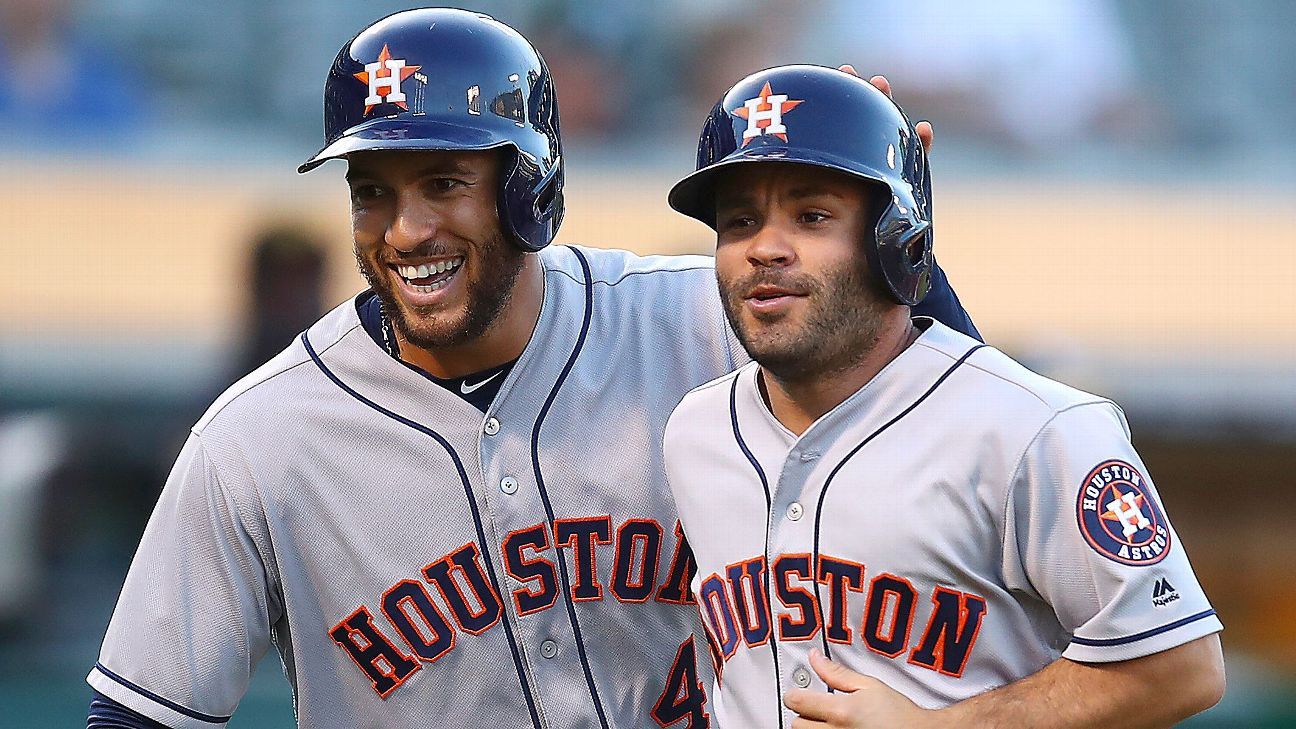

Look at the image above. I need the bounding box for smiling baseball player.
[83,10,983,729]
[663,65,1225,728]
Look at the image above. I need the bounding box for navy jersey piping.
[93,663,231,724]
[301,331,543,728]
[544,256,713,289]
[546,250,739,371]
[729,375,785,729]
[1070,609,1218,647]
[528,245,611,729]
[192,356,320,434]
[810,344,988,663]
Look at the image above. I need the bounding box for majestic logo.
[354,43,421,114]
[733,81,803,147]
[1152,577,1180,607]
[1077,459,1171,566]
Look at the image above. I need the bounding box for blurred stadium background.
[1,0,1293,726]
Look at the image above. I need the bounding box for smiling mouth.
[393,257,464,293]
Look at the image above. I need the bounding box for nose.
[745,219,797,268]
[385,194,440,253]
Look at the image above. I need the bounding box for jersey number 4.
[651,636,709,727]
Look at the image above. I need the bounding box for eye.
[718,214,757,232]
[427,177,467,193]
[349,184,385,204]
[799,210,830,224]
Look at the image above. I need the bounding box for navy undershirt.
[356,291,516,412]
[87,691,171,728]
[913,261,981,342]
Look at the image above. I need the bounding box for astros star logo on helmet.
[733,81,803,146]
[354,43,420,114]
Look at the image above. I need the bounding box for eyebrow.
[346,161,477,183]
[788,186,847,200]
[715,185,847,209]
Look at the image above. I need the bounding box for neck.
[762,308,917,435]
[395,255,544,379]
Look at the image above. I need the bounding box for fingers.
[868,74,893,98]
[840,67,901,103]
[784,688,840,723]
[917,120,934,153]
[809,648,872,692]
[861,73,935,153]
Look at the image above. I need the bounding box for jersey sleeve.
[1002,402,1222,663]
[87,432,279,728]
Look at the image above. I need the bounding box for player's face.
[347,149,525,350]
[713,163,892,379]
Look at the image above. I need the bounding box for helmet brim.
[667,149,894,229]
[298,117,516,173]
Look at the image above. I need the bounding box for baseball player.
[662,64,1226,729]
[85,11,980,729]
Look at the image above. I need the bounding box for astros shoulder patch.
[1076,459,1171,566]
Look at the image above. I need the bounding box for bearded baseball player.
[85,10,980,729]
[663,65,1226,729]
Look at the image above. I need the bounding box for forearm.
[932,634,1225,729]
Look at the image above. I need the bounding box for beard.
[720,257,893,382]
[355,230,526,350]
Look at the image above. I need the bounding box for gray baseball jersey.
[663,318,1222,728]
[89,245,740,728]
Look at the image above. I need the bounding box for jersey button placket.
[540,639,558,659]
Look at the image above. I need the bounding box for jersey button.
[799,451,820,462]
[540,640,558,659]
[792,667,812,688]
[500,476,519,495]
[786,502,804,521]
[483,417,500,436]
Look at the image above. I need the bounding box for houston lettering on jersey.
[329,517,697,698]
[698,554,988,680]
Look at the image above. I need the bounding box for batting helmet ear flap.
[497,146,565,252]
[530,155,565,228]
[869,189,932,305]
[870,127,933,305]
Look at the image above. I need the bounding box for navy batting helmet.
[669,65,933,305]
[299,8,564,253]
